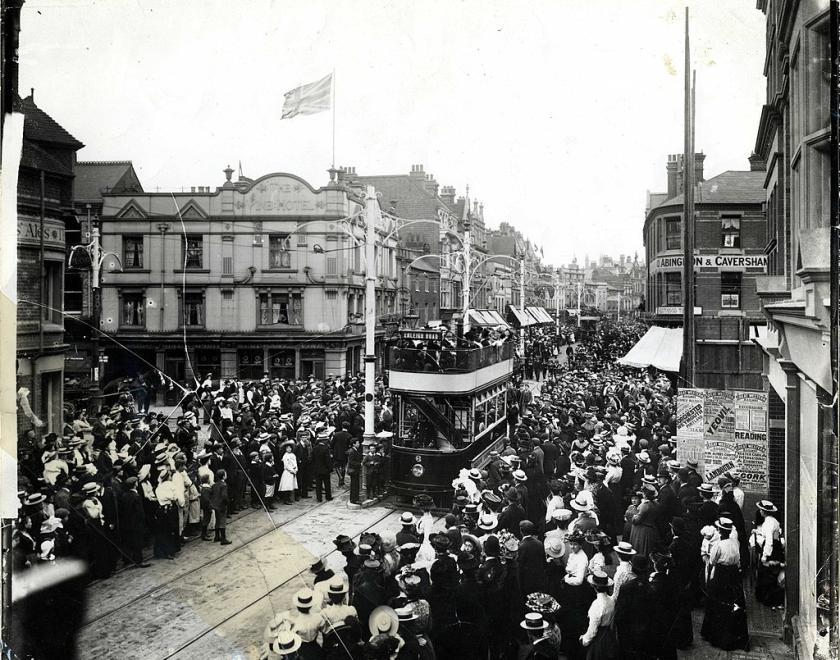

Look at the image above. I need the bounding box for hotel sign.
[651,253,767,273]
[235,175,328,216]
[656,306,702,316]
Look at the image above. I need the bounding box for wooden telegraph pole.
[682,7,696,386]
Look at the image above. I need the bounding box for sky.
[19,0,767,266]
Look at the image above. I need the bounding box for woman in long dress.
[278,444,298,505]
[701,518,749,651]
[629,486,660,557]
[753,500,785,608]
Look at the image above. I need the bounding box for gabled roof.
[653,170,766,209]
[75,161,144,201]
[19,95,83,149]
[20,139,73,176]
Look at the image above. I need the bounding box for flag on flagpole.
[281,73,332,119]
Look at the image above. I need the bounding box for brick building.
[750,0,833,654]
[99,168,398,404]
[15,93,83,434]
[643,154,767,390]
[64,161,144,408]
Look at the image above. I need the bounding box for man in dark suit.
[210,469,231,545]
[517,520,545,601]
[119,476,150,568]
[497,489,526,538]
[346,438,363,504]
[541,438,558,479]
[310,432,333,502]
[331,421,351,487]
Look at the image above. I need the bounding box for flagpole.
[331,68,336,169]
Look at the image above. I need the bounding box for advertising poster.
[733,390,769,492]
[675,387,769,494]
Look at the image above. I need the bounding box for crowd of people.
[12,316,785,659]
[255,319,785,659]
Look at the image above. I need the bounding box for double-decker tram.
[387,327,515,506]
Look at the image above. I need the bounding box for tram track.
[80,495,339,629]
[160,507,406,660]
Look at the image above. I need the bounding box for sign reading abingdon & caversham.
[650,253,767,273]
[675,387,769,493]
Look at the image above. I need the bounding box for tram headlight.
[411,463,424,478]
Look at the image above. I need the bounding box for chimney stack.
[409,164,425,179]
[440,186,456,205]
[748,152,766,172]
[666,154,680,199]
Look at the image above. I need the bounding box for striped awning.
[466,309,509,329]
[526,306,553,324]
[507,306,536,328]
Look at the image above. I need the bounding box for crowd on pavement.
[12,316,785,659]
[255,319,786,659]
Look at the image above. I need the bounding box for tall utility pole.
[89,223,102,411]
[519,258,526,355]
[576,281,582,327]
[462,218,471,334]
[682,7,697,386]
[554,271,560,334]
[363,186,378,444]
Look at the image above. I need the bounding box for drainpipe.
[158,223,168,331]
[39,170,45,353]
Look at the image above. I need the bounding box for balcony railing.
[388,341,514,374]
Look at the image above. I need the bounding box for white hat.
[368,605,399,637]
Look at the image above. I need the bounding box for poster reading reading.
[676,388,769,494]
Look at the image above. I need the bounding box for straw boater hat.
[468,468,482,480]
[268,631,302,656]
[715,517,734,531]
[292,588,316,611]
[520,612,549,631]
[587,570,614,589]
[81,482,100,496]
[544,535,565,559]
[326,577,348,596]
[399,512,415,526]
[756,500,778,514]
[368,606,399,637]
[477,512,498,531]
[394,606,418,623]
[551,508,573,522]
[614,541,637,558]
[513,469,528,482]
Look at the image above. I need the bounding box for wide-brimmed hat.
[525,592,561,615]
[477,512,498,531]
[698,483,715,496]
[429,533,451,552]
[551,508,573,522]
[513,469,528,482]
[399,511,416,526]
[614,541,636,557]
[368,606,399,637]
[636,451,651,464]
[468,468,482,480]
[544,535,565,559]
[566,530,584,544]
[520,612,549,631]
[268,631,302,656]
[756,500,778,514]
[715,517,734,531]
[686,459,699,470]
[310,559,326,574]
[587,570,614,588]
[570,493,592,512]
[333,535,356,553]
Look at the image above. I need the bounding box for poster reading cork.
[676,387,768,494]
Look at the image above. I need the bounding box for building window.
[121,291,145,327]
[64,272,83,315]
[720,272,741,309]
[665,272,681,306]
[269,235,291,268]
[182,291,204,326]
[238,348,263,380]
[43,261,63,323]
[258,292,302,325]
[123,236,144,269]
[721,216,740,248]
[665,217,681,250]
[183,235,203,269]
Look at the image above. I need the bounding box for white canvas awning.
[618,326,683,372]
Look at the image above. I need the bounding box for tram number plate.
[415,455,422,463]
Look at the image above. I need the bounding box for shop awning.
[618,325,683,372]
[466,309,509,329]
[507,306,536,328]
[526,306,553,324]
